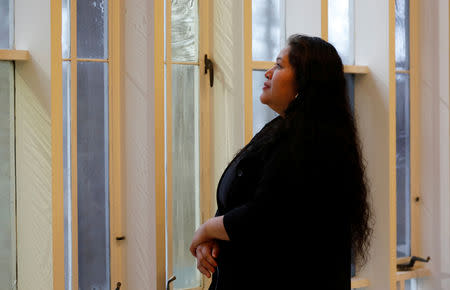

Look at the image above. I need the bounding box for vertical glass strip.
[171,64,201,289]
[252,0,284,61]
[396,72,411,258]
[0,60,15,290]
[62,60,72,290]
[171,0,199,62]
[328,0,355,65]
[77,62,110,290]
[77,0,108,59]
[62,0,71,59]
[252,70,278,135]
[395,0,410,70]
[0,0,13,49]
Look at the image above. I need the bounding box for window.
[245,0,285,141]
[52,0,123,289]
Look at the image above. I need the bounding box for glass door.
[164,0,211,289]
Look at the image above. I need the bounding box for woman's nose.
[265,68,273,79]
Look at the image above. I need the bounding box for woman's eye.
[276,63,281,68]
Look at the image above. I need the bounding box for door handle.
[204,54,214,87]
[166,275,176,290]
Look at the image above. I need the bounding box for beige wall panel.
[211,0,245,211]
[354,0,392,289]
[14,0,52,289]
[419,0,450,289]
[123,0,157,289]
[15,72,52,290]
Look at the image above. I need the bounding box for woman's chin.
[259,94,270,105]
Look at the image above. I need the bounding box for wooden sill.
[396,267,431,281]
[252,61,369,75]
[351,277,370,288]
[344,65,369,74]
[0,49,30,61]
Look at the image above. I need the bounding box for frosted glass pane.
[77,62,110,290]
[252,0,284,61]
[171,0,199,62]
[252,70,278,135]
[62,61,72,290]
[77,0,108,59]
[328,0,355,65]
[396,73,410,258]
[0,61,15,290]
[405,279,418,290]
[0,0,13,49]
[62,0,70,58]
[345,74,355,113]
[395,0,410,70]
[171,64,201,289]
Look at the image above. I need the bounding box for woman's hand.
[190,216,230,257]
[190,224,211,256]
[195,240,220,278]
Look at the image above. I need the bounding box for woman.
[190,34,372,289]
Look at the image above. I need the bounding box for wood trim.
[154,0,166,288]
[344,65,369,74]
[351,277,370,288]
[321,0,328,41]
[109,0,125,288]
[51,0,65,288]
[251,61,274,71]
[409,0,421,260]
[389,0,398,288]
[0,49,30,61]
[244,0,253,143]
[165,0,174,283]
[396,268,431,281]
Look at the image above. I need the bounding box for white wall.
[123,0,158,289]
[14,0,53,289]
[353,1,392,289]
[418,0,450,289]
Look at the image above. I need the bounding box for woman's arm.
[190,216,230,256]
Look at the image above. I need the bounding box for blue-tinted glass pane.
[171,0,199,62]
[62,61,72,290]
[396,73,411,258]
[405,278,418,290]
[77,0,108,59]
[171,64,201,289]
[62,0,70,58]
[395,0,410,70]
[0,0,13,49]
[252,70,278,135]
[328,0,355,65]
[77,62,110,290]
[0,61,16,289]
[252,0,284,61]
[345,74,355,113]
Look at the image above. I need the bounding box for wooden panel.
[351,277,370,288]
[0,49,30,61]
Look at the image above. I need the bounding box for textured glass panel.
[77,62,110,290]
[0,61,15,289]
[395,0,410,70]
[405,278,418,290]
[62,0,70,58]
[171,0,199,62]
[396,73,411,258]
[328,0,355,65]
[171,64,201,289]
[252,0,284,61]
[62,61,72,290]
[252,70,278,135]
[0,0,13,49]
[77,0,108,59]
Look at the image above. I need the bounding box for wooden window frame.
[51,0,124,289]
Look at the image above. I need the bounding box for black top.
[210,117,351,290]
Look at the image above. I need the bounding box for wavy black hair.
[282,34,373,267]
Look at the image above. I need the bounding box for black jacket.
[210,117,351,290]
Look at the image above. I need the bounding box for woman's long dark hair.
[282,34,373,267]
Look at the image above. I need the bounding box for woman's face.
[260,46,298,116]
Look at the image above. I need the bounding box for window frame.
[51,0,124,289]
